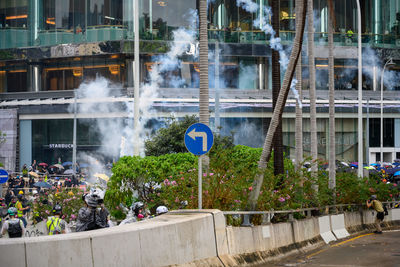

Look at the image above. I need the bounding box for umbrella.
[62,161,73,167]
[94,173,109,182]
[33,181,52,188]
[364,166,375,170]
[63,169,74,175]
[79,163,89,168]
[340,162,349,167]
[393,171,400,176]
[29,171,39,178]
[39,163,48,167]
[53,164,64,169]
[393,162,400,167]
[385,167,400,175]
[349,163,358,169]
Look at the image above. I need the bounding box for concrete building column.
[28,64,41,92]
[395,119,400,148]
[19,120,32,171]
[0,109,18,172]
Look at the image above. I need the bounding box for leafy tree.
[145,115,234,156]
[145,116,198,156]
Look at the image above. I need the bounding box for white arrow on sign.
[188,128,207,152]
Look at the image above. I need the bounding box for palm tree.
[199,0,209,171]
[295,6,303,171]
[199,0,209,126]
[247,0,308,210]
[328,0,336,193]
[271,0,284,176]
[307,0,318,176]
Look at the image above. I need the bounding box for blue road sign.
[185,123,214,156]
[0,169,9,184]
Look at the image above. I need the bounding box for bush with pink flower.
[32,188,85,224]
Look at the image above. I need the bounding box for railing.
[223,201,399,226]
[207,29,400,47]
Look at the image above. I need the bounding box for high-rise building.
[1,0,400,172]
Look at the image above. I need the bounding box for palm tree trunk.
[295,6,303,171]
[272,0,284,176]
[199,0,209,126]
[247,0,307,210]
[328,0,336,194]
[307,0,318,175]
[199,0,209,171]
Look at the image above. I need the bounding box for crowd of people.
[0,185,169,238]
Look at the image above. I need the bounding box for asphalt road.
[268,230,400,267]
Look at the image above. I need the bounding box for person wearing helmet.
[97,199,110,228]
[46,204,67,235]
[76,193,106,232]
[0,198,6,228]
[1,207,25,238]
[119,201,145,225]
[156,206,168,216]
[132,201,146,220]
[15,194,28,227]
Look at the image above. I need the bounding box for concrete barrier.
[344,211,363,233]
[0,238,26,267]
[1,208,400,267]
[392,208,400,221]
[292,217,320,244]
[318,215,337,244]
[0,210,224,267]
[330,214,350,239]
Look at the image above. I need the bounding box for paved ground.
[267,230,400,267]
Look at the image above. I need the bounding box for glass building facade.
[1,0,400,169]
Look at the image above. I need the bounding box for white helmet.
[156,206,168,215]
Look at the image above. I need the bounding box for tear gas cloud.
[68,9,199,170]
[235,0,301,106]
[138,8,198,153]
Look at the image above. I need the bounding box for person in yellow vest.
[346,28,354,38]
[16,194,28,227]
[46,204,67,235]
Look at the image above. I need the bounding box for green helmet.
[8,207,17,216]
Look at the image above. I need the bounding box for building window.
[369,118,395,148]
[0,61,28,92]
[140,0,197,40]
[42,55,126,91]
[0,0,28,28]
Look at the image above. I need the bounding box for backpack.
[8,219,23,238]
[47,217,62,235]
[384,206,389,216]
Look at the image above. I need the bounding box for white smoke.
[363,47,400,90]
[68,77,134,158]
[135,9,199,154]
[232,120,264,147]
[237,1,301,105]
[236,0,259,13]
[67,77,133,180]
[239,62,257,89]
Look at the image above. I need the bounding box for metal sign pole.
[198,155,202,209]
